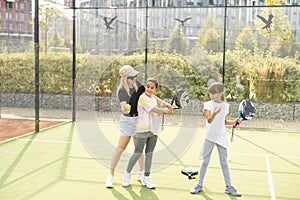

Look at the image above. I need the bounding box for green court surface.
[0,121,299,200]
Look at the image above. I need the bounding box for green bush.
[0,51,299,102]
[246,50,300,102]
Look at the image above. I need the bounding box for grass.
[0,121,299,200]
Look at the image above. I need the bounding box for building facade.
[0,0,299,53]
[77,0,300,53]
[0,0,33,52]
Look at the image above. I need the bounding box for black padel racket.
[161,89,189,130]
[181,167,198,180]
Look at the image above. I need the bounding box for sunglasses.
[127,76,137,80]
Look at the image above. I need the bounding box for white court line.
[265,154,276,200]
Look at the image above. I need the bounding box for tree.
[255,8,292,56]
[196,14,223,53]
[39,4,61,54]
[226,18,247,50]
[235,27,257,52]
[165,25,187,55]
[48,32,64,48]
[202,28,222,52]
[137,31,153,53]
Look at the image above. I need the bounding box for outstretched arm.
[153,95,173,110]
[151,107,171,116]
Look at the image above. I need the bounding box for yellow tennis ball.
[124,104,131,110]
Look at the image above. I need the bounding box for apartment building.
[0,0,298,53]
[0,0,33,52]
[0,0,74,53]
[78,0,299,53]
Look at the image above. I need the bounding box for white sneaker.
[122,172,131,187]
[137,171,144,182]
[143,176,155,189]
[105,174,114,188]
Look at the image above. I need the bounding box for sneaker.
[122,172,131,187]
[137,171,144,182]
[190,184,203,194]
[142,176,155,189]
[225,186,242,197]
[105,174,114,188]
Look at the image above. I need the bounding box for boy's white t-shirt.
[203,100,229,148]
[137,93,160,134]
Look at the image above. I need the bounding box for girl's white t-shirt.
[137,93,160,134]
[203,100,229,148]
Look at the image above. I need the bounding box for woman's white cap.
[119,65,139,77]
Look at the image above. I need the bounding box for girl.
[122,79,172,189]
[190,82,242,197]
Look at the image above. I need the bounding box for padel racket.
[161,89,189,130]
[181,167,198,180]
[231,99,255,142]
[171,89,190,109]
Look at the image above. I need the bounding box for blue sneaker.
[190,184,203,194]
[225,186,241,197]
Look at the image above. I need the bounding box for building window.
[6,12,12,21]
[6,2,13,9]
[20,13,24,21]
[20,2,24,11]
[20,24,24,33]
[9,23,13,32]
[27,24,32,34]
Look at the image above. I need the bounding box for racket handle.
[233,119,240,128]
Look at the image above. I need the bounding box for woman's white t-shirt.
[203,100,229,148]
